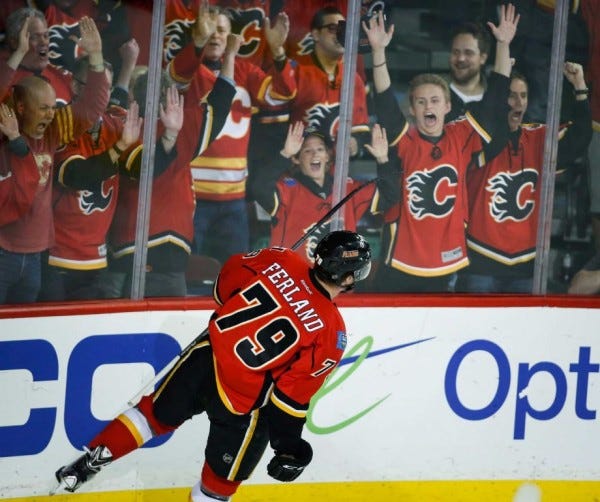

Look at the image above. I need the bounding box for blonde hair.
[409,73,450,104]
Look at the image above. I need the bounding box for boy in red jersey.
[363,5,519,293]
[55,230,372,501]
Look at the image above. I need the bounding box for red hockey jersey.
[377,118,488,276]
[49,109,125,270]
[211,247,347,416]
[44,0,99,71]
[465,95,592,274]
[169,42,297,201]
[0,69,109,253]
[290,58,369,141]
[269,175,374,264]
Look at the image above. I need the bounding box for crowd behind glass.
[0,0,598,304]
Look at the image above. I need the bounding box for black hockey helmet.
[314,230,371,287]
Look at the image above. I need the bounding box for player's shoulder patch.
[336,330,347,350]
[283,177,297,186]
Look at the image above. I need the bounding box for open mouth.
[424,112,437,128]
[509,110,523,121]
[309,160,322,172]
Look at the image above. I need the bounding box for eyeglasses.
[319,23,341,34]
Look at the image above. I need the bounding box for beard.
[451,65,481,86]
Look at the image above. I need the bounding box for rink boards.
[1,295,599,501]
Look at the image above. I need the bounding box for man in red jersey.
[37,55,143,302]
[288,6,370,157]
[2,7,74,105]
[456,64,591,293]
[168,5,296,263]
[55,230,371,501]
[0,16,109,304]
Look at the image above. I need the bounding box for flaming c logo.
[406,165,458,219]
[486,169,538,222]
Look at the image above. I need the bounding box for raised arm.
[58,102,143,189]
[557,62,592,163]
[253,121,304,215]
[159,85,184,155]
[264,12,290,63]
[65,17,110,138]
[363,11,406,143]
[363,10,395,94]
[488,3,520,78]
[0,16,31,101]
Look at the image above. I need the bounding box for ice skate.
[54,445,113,492]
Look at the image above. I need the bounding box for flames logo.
[305,104,340,142]
[303,219,331,262]
[486,169,538,222]
[164,18,195,64]
[227,7,265,59]
[48,23,81,71]
[406,165,458,220]
[78,181,114,215]
[296,32,315,57]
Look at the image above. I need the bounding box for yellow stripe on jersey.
[57,155,86,186]
[465,110,491,144]
[124,144,144,174]
[212,354,243,416]
[55,106,75,144]
[117,413,145,448]
[227,409,260,481]
[198,104,214,156]
[270,391,307,419]
[384,222,397,264]
[389,121,410,147]
[190,157,247,168]
[193,179,247,195]
[467,240,536,265]
[390,256,469,276]
[47,255,107,270]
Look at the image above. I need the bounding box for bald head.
[13,76,57,138]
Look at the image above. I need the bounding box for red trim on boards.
[0,294,599,319]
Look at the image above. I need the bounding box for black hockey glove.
[267,439,313,482]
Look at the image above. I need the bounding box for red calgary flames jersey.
[210,247,346,416]
[49,110,125,270]
[290,60,369,141]
[382,118,488,276]
[270,176,374,264]
[466,124,546,266]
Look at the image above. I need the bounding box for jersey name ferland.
[261,260,324,332]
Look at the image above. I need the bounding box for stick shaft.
[290,177,377,250]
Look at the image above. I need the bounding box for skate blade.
[48,479,63,496]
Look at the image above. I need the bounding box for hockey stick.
[126,177,378,406]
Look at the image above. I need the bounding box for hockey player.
[363,5,519,293]
[55,230,372,501]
